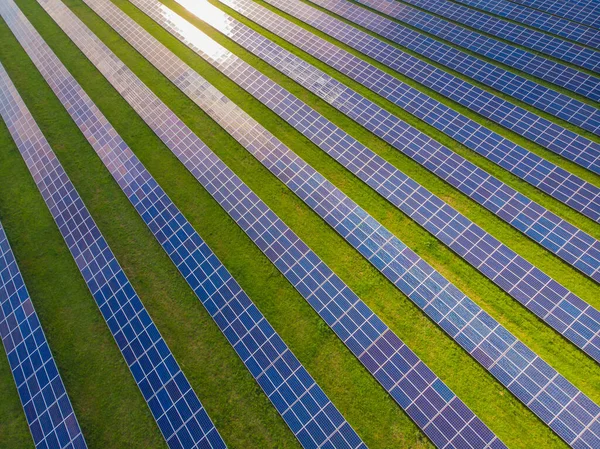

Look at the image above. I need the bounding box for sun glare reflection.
[159,0,233,61]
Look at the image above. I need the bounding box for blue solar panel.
[449,0,600,48]
[4,3,368,448]
[62,0,600,447]
[0,219,88,449]
[171,0,600,283]
[501,0,600,31]
[362,0,600,73]
[317,0,600,106]
[0,14,227,449]
[129,0,600,362]
[259,0,600,173]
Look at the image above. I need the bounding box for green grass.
[0,0,598,448]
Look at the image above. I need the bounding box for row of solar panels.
[0,0,598,448]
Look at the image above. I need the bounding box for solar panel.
[257,0,600,173]
[448,0,600,47]
[503,0,600,31]
[343,0,600,101]
[0,220,88,449]
[49,0,600,447]
[171,0,600,284]
[2,3,368,448]
[24,1,510,448]
[313,0,600,106]
[359,0,600,72]
[129,0,600,362]
[0,31,226,449]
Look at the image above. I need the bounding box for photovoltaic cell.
[0,15,226,449]
[28,1,509,447]
[54,0,600,446]
[129,0,600,362]
[4,3,367,448]
[261,0,600,172]
[173,0,600,284]
[318,0,600,106]
[0,219,87,449]
[362,0,600,72]
[448,0,600,48]
[508,0,600,29]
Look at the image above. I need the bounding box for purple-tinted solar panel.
[511,0,600,29]
[343,0,600,107]
[448,0,600,47]
[309,0,600,132]
[508,0,600,30]
[259,0,600,177]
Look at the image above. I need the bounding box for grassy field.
[0,0,598,448]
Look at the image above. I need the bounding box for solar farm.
[0,0,598,448]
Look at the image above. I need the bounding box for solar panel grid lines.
[446,0,600,49]
[49,0,600,447]
[0,22,227,449]
[127,0,600,363]
[0,219,88,449]
[247,0,600,215]
[171,0,600,283]
[320,0,600,106]
[27,1,510,447]
[4,3,369,448]
[524,0,600,7]
[373,0,600,72]
[269,0,600,169]
[507,0,600,30]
